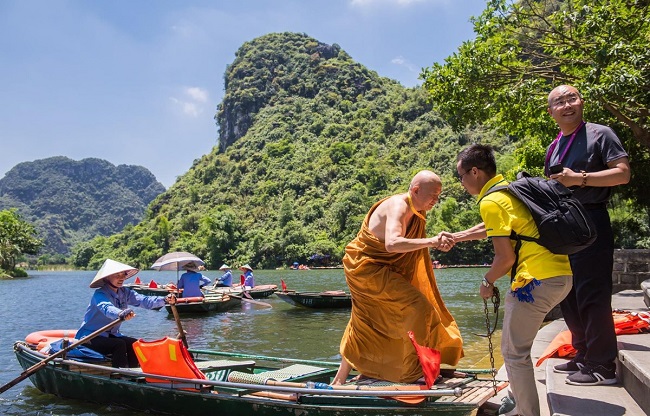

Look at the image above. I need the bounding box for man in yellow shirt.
[456,144,572,416]
[331,170,463,385]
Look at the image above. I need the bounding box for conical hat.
[240,264,253,271]
[182,261,200,272]
[90,259,139,288]
[219,264,231,271]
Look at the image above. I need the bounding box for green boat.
[204,284,279,299]
[12,340,505,416]
[275,290,352,309]
[164,294,241,314]
[127,284,278,299]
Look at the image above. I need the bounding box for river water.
[0,268,505,415]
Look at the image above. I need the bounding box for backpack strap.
[483,185,538,282]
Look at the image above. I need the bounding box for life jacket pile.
[536,310,650,367]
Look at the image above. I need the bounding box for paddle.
[203,288,272,308]
[227,370,454,404]
[230,293,273,308]
[169,297,189,350]
[0,316,124,394]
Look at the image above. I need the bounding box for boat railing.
[16,343,463,398]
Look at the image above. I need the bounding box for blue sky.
[0,0,486,188]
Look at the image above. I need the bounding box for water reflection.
[0,267,506,415]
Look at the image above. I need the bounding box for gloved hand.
[118,308,134,320]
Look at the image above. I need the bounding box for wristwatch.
[482,277,492,287]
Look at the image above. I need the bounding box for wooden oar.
[169,299,189,350]
[204,289,272,308]
[231,293,272,308]
[256,379,436,404]
[0,316,124,394]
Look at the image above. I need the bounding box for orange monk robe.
[339,198,464,383]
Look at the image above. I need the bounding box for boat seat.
[197,359,256,382]
[195,359,256,371]
[228,363,336,385]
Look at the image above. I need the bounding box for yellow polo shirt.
[478,175,572,291]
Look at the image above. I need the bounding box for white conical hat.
[219,264,231,271]
[89,259,139,288]
[240,264,253,271]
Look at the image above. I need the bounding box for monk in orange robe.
[332,170,464,385]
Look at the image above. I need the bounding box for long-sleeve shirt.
[77,286,166,339]
[243,270,255,288]
[178,271,211,297]
[216,270,233,286]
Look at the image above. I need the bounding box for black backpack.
[484,172,597,279]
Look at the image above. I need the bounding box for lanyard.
[544,121,585,176]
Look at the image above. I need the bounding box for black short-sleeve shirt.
[546,122,628,205]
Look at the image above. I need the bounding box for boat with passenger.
[11,330,506,416]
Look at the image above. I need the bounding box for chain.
[482,286,500,395]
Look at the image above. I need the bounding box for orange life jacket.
[133,337,206,387]
[536,311,650,367]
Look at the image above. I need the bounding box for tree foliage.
[0,209,43,273]
[0,157,165,255]
[421,0,650,242]
[76,32,512,270]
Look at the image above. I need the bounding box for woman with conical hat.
[177,261,211,297]
[240,264,255,288]
[77,259,176,368]
[214,264,233,287]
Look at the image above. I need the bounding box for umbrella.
[151,251,205,284]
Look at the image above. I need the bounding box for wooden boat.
[205,284,278,299]
[164,295,241,314]
[124,283,175,297]
[12,337,505,416]
[275,290,352,309]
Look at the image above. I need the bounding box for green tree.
[422,0,649,149]
[421,0,650,245]
[0,209,43,272]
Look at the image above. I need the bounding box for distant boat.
[124,283,174,297]
[275,290,352,309]
[126,284,278,300]
[164,295,241,314]
[204,284,278,299]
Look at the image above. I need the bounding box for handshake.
[433,231,455,252]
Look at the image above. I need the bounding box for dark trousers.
[87,334,139,368]
[560,207,618,367]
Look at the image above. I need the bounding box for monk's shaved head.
[410,170,441,190]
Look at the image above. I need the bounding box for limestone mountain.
[0,156,165,255]
[76,32,507,270]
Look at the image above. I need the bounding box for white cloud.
[169,97,199,117]
[391,55,418,72]
[169,86,209,117]
[186,87,209,103]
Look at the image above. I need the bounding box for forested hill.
[75,32,510,270]
[0,157,165,257]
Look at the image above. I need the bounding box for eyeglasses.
[458,169,471,183]
[551,94,581,109]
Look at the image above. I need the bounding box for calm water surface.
[0,268,506,415]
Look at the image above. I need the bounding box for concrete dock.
[482,289,650,415]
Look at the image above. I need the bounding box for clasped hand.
[435,232,455,252]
